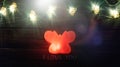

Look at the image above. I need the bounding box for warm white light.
[91,3,100,15]
[51,43,61,51]
[9,2,17,13]
[0,7,7,16]
[109,9,119,18]
[47,5,56,19]
[68,6,77,16]
[29,10,37,23]
[35,0,55,8]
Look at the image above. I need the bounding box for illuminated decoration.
[0,7,7,16]
[68,6,77,16]
[109,8,119,18]
[47,5,56,19]
[44,31,76,54]
[91,3,100,15]
[9,2,17,14]
[29,10,37,23]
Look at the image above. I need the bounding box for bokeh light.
[0,7,7,16]
[29,10,37,23]
[47,5,56,19]
[91,3,100,15]
[9,2,17,14]
[109,8,119,18]
[68,6,77,16]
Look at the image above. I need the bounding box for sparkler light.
[0,7,7,16]
[68,6,77,16]
[91,3,100,15]
[29,10,37,23]
[9,2,17,14]
[109,8,119,18]
[44,31,76,54]
[47,5,56,19]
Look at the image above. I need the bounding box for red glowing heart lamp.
[44,31,76,54]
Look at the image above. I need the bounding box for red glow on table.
[44,31,76,54]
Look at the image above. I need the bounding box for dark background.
[0,0,120,67]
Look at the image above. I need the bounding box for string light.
[0,1,120,24]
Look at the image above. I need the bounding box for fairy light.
[91,3,100,15]
[68,6,77,16]
[0,7,7,16]
[29,10,37,23]
[9,2,17,14]
[47,5,56,19]
[109,8,119,18]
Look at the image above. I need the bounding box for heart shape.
[44,31,76,54]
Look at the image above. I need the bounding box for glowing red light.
[44,31,76,54]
